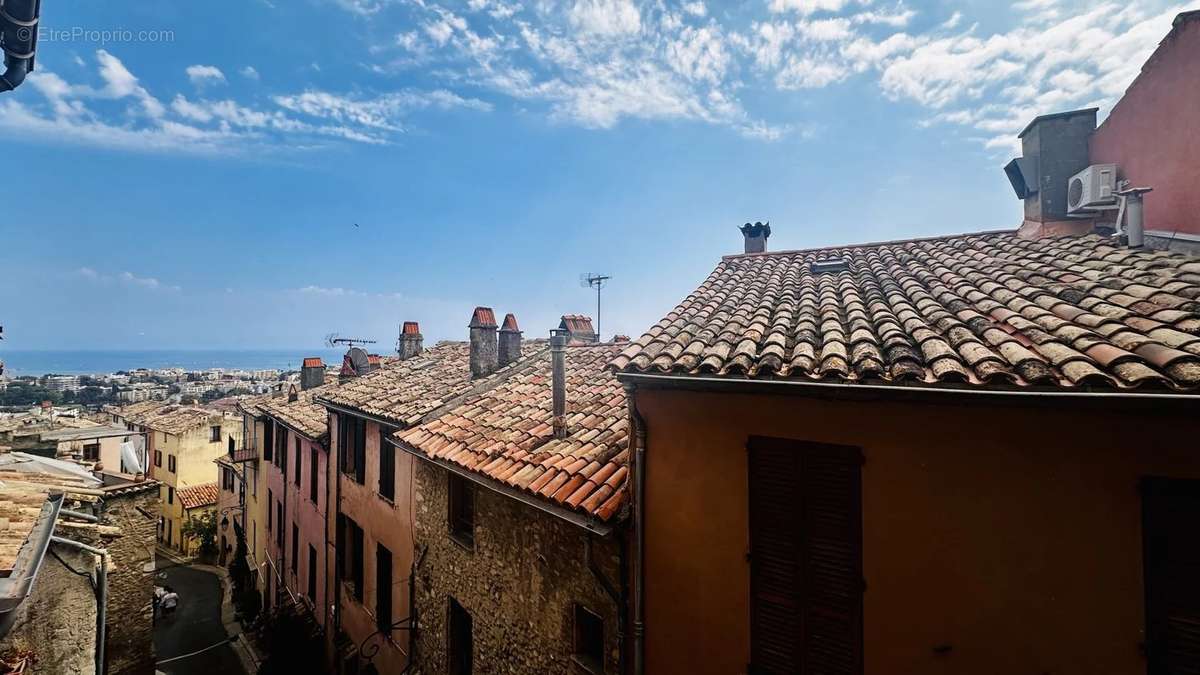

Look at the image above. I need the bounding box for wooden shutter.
[377,543,393,632]
[379,429,396,501]
[748,436,863,675]
[354,418,367,485]
[1143,478,1200,675]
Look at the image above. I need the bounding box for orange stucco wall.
[636,387,1200,675]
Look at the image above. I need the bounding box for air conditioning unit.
[1067,164,1118,214]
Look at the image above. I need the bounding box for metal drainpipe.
[0,0,39,92]
[551,332,568,439]
[51,536,108,675]
[624,384,647,675]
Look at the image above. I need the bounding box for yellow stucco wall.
[153,413,242,553]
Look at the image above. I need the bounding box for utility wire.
[156,634,240,665]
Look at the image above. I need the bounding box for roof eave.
[616,371,1200,412]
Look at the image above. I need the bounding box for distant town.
[0,364,334,409]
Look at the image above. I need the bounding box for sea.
[0,349,350,376]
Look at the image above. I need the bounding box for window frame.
[210,425,222,443]
[378,429,395,502]
[572,604,605,674]
[448,473,476,549]
[376,543,393,633]
[294,437,302,487]
[310,446,319,504]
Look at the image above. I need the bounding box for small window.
[294,438,302,487]
[339,415,367,485]
[448,597,473,675]
[276,501,284,547]
[264,422,274,462]
[154,450,162,468]
[267,488,273,530]
[310,446,319,503]
[167,487,175,505]
[291,523,298,572]
[379,429,395,502]
[168,455,176,473]
[573,605,605,674]
[448,474,475,548]
[210,425,222,442]
[222,467,235,491]
[82,443,100,462]
[337,514,364,602]
[276,425,288,472]
[376,543,393,632]
[307,544,318,600]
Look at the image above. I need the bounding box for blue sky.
[1,0,1194,351]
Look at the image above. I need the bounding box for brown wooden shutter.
[1143,477,1200,675]
[748,437,863,675]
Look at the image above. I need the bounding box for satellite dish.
[120,441,143,475]
[348,347,370,373]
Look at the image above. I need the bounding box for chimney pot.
[301,357,325,390]
[740,221,771,254]
[469,306,499,378]
[499,313,523,367]
[557,314,596,343]
[398,322,424,360]
[551,332,568,439]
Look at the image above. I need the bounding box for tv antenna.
[579,273,611,341]
[325,333,378,349]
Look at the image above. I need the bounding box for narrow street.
[154,560,247,675]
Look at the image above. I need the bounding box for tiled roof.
[396,343,629,523]
[144,407,221,435]
[0,454,104,570]
[470,306,497,328]
[501,313,520,331]
[560,314,596,336]
[303,357,324,368]
[611,232,1200,391]
[318,340,548,427]
[402,322,421,335]
[237,392,282,417]
[106,400,167,425]
[260,382,339,440]
[177,482,218,510]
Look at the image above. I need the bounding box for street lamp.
[1,0,42,92]
[220,514,229,533]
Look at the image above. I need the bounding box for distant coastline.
[0,349,350,376]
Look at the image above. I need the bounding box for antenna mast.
[325,334,378,350]
[580,273,611,341]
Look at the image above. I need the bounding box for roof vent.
[810,258,849,274]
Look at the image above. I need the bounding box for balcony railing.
[228,439,259,463]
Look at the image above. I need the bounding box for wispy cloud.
[77,267,181,292]
[186,64,227,86]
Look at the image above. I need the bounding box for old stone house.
[0,455,159,674]
[609,224,1200,674]
[394,338,629,675]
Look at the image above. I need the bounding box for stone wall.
[102,486,158,675]
[0,545,98,674]
[411,461,623,674]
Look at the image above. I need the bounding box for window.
[448,597,473,675]
[276,425,288,473]
[310,447,319,504]
[263,420,274,462]
[1142,477,1200,673]
[339,414,366,484]
[276,501,284,548]
[167,487,175,505]
[572,605,605,674]
[747,437,863,675]
[222,467,235,491]
[337,514,364,602]
[168,455,176,473]
[308,544,318,600]
[82,443,100,462]
[379,429,395,502]
[294,438,302,487]
[267,488,273,530]
[376,543,393,632]
[448,473,475,548]
[154,450,162,467]
[210,425,222,442]
[291,523,298,572]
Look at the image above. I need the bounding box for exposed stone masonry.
[412,461,623,674]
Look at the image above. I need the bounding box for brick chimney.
[498,313,522,367]
[469,307,499,378]
[740,221,770,254]
[557,315,596,343]
[398,322,423,360]
[301,357,325,390]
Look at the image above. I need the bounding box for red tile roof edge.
[720,227,1018,261]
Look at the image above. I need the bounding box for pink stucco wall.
[1091,15,1200,239]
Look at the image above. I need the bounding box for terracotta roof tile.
[260,380,341,440]
[318,340,547,427]
[397,344,629,523]
[177,482,218,510]
[611,232,1200,392]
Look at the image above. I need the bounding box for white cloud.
[76,267,180,291]
[681,2,707,17]
[186,64,227,86]
[767,0,862,15]
[240,66,261,80]
[568,0,642,36]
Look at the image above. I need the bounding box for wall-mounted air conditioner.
[1067,163,1118,214]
